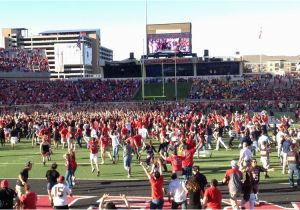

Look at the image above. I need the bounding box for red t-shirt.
[167,155,185,172]
[20,191,37,209]
[102,127,109,136]
[134,134,143,147]
[75,128,83,137]
[89,140,99,154]
[150,175,164,200]
[60,128,68,138]
[100,136,110,148]
[121,127,128,135]
[182,148,196,167]
[204,186,222,210]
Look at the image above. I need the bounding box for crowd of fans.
[0,100,299,209]
[0,79,139,105]
[189,75,300,102]
[0,48,49,72]
[77,79,139,102]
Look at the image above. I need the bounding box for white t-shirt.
[168,178,187,202]
[138,128,148,139]
[239,147,253,162]
[51,183,72,206]
[109,134,120,147]
[91,129,98,138]
[258,134,269,148]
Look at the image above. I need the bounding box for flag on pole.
[76,35,81,49]
[258,27,262,39]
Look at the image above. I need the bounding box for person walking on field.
[88,137,100,176]
[123,139,134,178]
[287,144,300,188]
[222,160,243,210]
[40,138,51,166]
[15,161,33,197]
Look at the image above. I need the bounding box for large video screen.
[148,32,191,54]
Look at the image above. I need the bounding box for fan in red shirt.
[60,126,68,149]
[203,179,222,210]
[182,140,203,180]
[75,125,83,148]
[88,137,100,176]
[100,134,112,164]
[140,159,165,209]
[19,184,37,209]
[162,150,185,176]
[133,134,143,161]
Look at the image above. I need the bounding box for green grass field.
[134,82,191,100]
[0,136,289,183]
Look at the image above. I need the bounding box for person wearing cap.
[0,179,18,209]
[15,161,33,197]
[45,162,60,205]
[19,184,37,209]
[51,176,73,209]
[222,160,243,210]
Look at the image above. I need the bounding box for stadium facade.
[2,25,244,80]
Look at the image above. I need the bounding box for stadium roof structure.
[39,29,100,36]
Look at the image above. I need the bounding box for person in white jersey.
[51,176,73,209]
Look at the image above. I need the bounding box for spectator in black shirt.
[45,162,60,205]
[192,165,208,193]
[158,138,169,172]
[15,161,32,197]
[0,180,18,209]
[0,125,5,147]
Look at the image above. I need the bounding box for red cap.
[1,180,9,188]
[57,176,64,183]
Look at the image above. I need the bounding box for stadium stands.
[0,79,140,105]
[0,48,49,72]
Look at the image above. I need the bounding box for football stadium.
[1,20,300,210]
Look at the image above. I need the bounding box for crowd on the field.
[0,48,49,72]
[0,101,299,209]
[0,79,140,105]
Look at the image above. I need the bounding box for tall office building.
[1,28,112,78]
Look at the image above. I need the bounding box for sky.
[0,0,299,60]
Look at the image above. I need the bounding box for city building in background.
[99,46,113,65]
[1,28,111,79]
[243,55,300,74]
